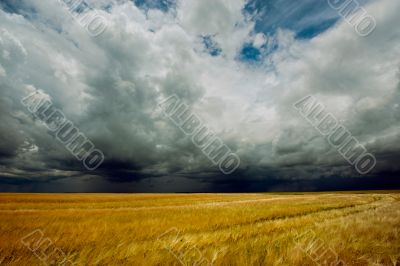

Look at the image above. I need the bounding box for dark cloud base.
[1,173,399,193]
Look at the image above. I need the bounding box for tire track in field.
[144,196,385,241]
[131,197,387,244]
[192,200,380,234]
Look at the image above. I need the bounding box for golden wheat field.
[0,192,399,266]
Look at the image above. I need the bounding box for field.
[0,192,399,266]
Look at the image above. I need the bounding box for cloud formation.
[0,0,399,192]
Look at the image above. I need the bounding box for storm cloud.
[0,0,399,192]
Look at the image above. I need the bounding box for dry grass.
[0,192,399,265]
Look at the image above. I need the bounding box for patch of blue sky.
[239,43,261,62]
[103,4,113,13]
[0,0,38,21]
[201,35,222,57]
[132,0,176,13]
[296,17,338,39]
[245,0,371,38]
[238,0,372,63]
[0,0,21,14]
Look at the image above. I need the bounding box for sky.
[0,0,400,192]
